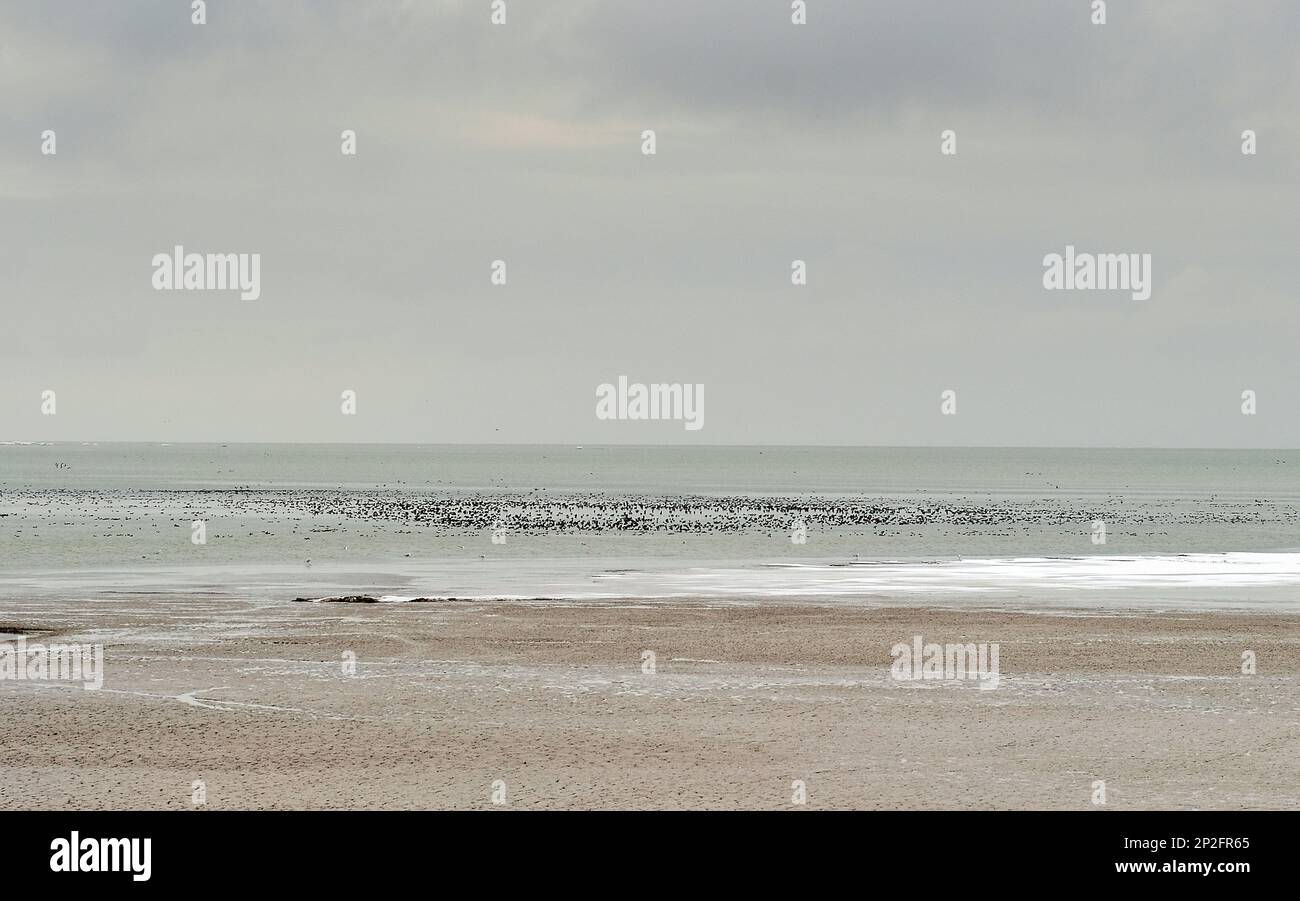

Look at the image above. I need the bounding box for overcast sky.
[3,0,1298,445]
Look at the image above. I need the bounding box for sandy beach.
[2,596,1296,810]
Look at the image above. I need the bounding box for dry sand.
[1,596,1297,809]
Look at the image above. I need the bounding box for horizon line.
[3,441,1298,452]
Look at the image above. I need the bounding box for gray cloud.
[2,0,1298,445]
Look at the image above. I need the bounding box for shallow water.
[1,444,1297,611]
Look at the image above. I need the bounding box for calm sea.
[1,444,1297,609]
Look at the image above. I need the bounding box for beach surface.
[2,596,1296,810]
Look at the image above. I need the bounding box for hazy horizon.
[4,439,1300,452]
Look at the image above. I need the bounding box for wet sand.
[1,597,1297,809]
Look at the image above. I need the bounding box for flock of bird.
[4,487,1286,535]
